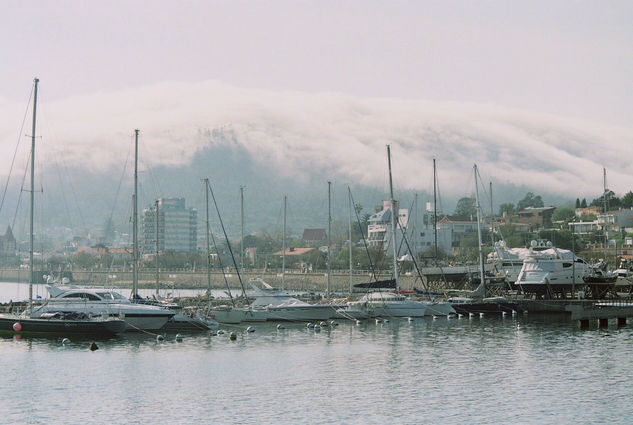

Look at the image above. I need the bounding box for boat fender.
[156,334,165,342]
[62,338,70,345]
[306,322,314,329]
[277,324,285,330]
[319,321,328,327]
[216,330,225,335]
[229,332,237,340]
[246,326,255,333]
[12,322,22,332]
[330,321,339,326]
[175,334,183,342]
[89,342,99,351]
[314,325,321,332]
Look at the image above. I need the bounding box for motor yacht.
[30,286,176,331]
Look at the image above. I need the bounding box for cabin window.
[61,293,101,301]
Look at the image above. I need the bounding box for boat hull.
[0,314,126,336]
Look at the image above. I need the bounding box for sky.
[1,0,632,199]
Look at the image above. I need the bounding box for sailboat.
[340,146,428,319]
[0,78,126,337]
[449,164,523,314]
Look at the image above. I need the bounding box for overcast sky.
[2,0,631,125]
[1,1,631,199]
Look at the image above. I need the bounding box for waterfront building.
[367,200,408,252]
[142,198,197,253]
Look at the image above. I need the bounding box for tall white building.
[142,198,197,253]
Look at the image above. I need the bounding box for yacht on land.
[514,241,594,298]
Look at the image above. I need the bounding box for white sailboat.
[341,145,428,319]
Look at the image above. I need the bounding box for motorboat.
[514,244,592,298]
[488,240,555,284]
[0,311,126,336]
[30,286,176,331]
[340,291,427,319]
[245,278,336,322]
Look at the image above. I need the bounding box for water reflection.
[1,315,633,424]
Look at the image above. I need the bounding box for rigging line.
[396,216,431,298]
[56,152,87,230]
[349,189,378,282]
[207,212,235,307]
[201,177,235,307]
[205,178,249,302]
[12,148,32,231]
[107,140,133,234]
[0,85,34,217]
[52,154,74,231]
[139,137,163,201]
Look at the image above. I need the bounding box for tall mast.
[282,195,287,291]
[240,186,244,271]
[474,164,485,293]
[205,178,212,297]
[387,145,399,293]
[155,199,160,295]
[132,129,139,300]
[326,181,331,298]
[433,158,438,259]
[29,78,39,307]
[348,186,353,294]
[413,193,418,259]
[489,181,495,247]
[603,168,608,261]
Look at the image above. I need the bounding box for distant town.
[1,187,631,277]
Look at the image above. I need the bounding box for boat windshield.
[96,291,127,300]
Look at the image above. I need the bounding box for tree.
[590,190,621,210]
[581,198,587,208]
[551,206,575,223]
[517,192,544,210]
[621,191,633,208]
[575,198,581,208]
[499,203,515,216]
[454,197,476,217]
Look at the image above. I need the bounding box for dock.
[513,299,633,329]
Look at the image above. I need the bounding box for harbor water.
[2,313,633,424]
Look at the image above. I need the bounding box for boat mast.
[603,167,608,262]
[327,181,331,298]
[155,199,159,295]
[474,164,485,293]
[348,186,353,294]
[282,195,286,291]
[240,185,244,271]
[29,77,38,307]
[132,129,139,300]
[413,192,418,259]
[387,145,399,293]
[205,178,212,298]
[433,158,438,259]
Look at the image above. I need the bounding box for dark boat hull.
[0,315,126,336]
[451,301,523,315]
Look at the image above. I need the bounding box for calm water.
[1,313,632,424]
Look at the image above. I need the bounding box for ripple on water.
[1,317,633,424]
